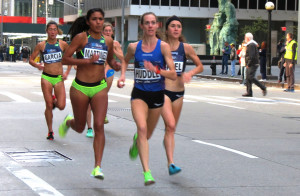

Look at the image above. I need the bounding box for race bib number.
[83,48,107,63]
[43,52,62,63]
[167,61,183,73]
[135,68,161,82]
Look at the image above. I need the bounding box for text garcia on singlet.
[44,50,62,62]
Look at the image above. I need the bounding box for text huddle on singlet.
[135,68,161,80]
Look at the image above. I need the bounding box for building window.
[258,0,266,9]
[37,0,63,18]
[171,0,179,6]
[200,0,209,7]
[132,0,139,5]
[141,0,150,5]
[15,0,32,17]
[181,0,189,7]
[49,2,63,18]
[161,0,169,6]
[231,0,238,8]
[239,0,247,9]
[151,0,160,5]
[249,0,257,9]
[287,0,295,10]
[37,0,46,17]
[210,0,218,8]
[277,0,285,10]
[190,0,199,7]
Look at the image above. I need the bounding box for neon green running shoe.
[104,116,109,124]
[143,170,155,186]
[86,128,94,138]
[129,133,138,160]
[91,166,104,180]
[59,114,73,138]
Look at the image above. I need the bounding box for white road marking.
[272,97,300,103]
[6,166,64,196]
[32,92,71,103]
[208,95,236,100]
[207,102,245,110]
[32,92,43,96]
[183,99,197,103]
[108,92,131,99]
[192,140,258,159]
[185,95,235,103]
[0,91,31,103]
[210,96,277,105]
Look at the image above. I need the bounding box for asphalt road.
[1,62,300,196]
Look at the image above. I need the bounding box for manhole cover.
[108,108,131,112]
[5,150,72,163]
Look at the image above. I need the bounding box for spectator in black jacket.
[259,41,267,81]
[278,42,286,83]
[243,33,267,97]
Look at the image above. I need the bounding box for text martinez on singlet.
[83,48,108,61]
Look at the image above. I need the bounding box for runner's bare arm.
[29,42,44,70]
[62,33,99,66]
[117,42,137,88]
[183,43,204,83]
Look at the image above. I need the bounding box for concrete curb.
[127,68,300,90]
[194,74,300,90]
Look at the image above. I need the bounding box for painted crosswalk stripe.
[272,97,300,103]
[108,92,131,99]
[185,95,235,103]
[32,92,71,103]
[6,166,64,196]
[193,140,258,159]
[183,99,197,103]
[0,91,31,103]
[207,102,245,110]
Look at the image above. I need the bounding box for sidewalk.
[2,61,299,90]
[194,64,300,90]
[127,64,300,90]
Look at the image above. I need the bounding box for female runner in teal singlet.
[60,8,121,180]
[162,16,203,175]
[29,21,71,140]
[85,22,125,138]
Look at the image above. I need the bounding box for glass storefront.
[14,0,63,18]
[15,0,32,16]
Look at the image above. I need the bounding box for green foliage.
[239,17,268,44]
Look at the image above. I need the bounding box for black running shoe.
[47,132,54,140]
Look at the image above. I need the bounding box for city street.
[1,62,300,196]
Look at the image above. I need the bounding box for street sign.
[74,3,84,7]
[49,0,54,5]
